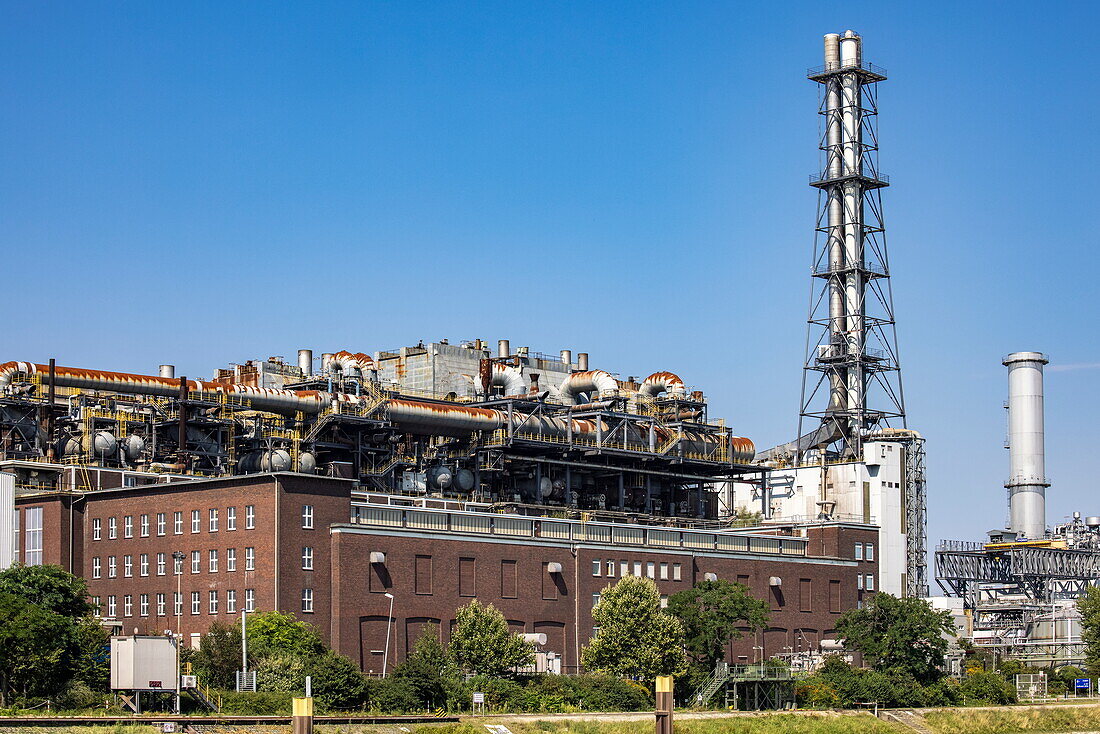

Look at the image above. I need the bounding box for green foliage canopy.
[666,579,768,668]
[450,600,534,678]
[835,593,955,683]
[582,576,686,680]
[1077,586,1100,675]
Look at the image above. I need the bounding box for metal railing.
[806,61,888,77]
[809,170,890,185]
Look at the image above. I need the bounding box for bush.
[367,677,421,713]
[308,650,367,710]
[56,680,101,710]
[922,677,962,706]
[254,653,306,692]
[219,690,296,714]
[960,671,1016,704]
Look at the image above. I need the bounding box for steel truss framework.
[936,543,1100,603]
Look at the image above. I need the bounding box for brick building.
[11,472,879,672]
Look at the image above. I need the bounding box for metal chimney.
[298,349,313,377]
[497,340,510,358]
[159,365,175,378]
[576,352,589,371]
[1004,352,1049,539]
[559,349,572,368]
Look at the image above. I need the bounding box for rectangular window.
[156,593,166,616]
[157,552,166,576]
[191,591,201,615]
[209,509,219,532]
[124,594,132,617]
[245,505,255,529]
[92,557,101,579]
[124,515,133,538]
[672,563,682,582]
[92,596,100,614]
[93,518,102,541]
[459,557,475,597]
[646,562,655,579]
[124,554,132,577]
[226,589,237,614]
[866,574,875,591]
[209,549,219,573]
[227,548,237,572]
[592,593,601,609]
[191,550,201,574]
[415,555,433,595]
[245,547,255,571]
[301,546,314,571]
[620,560,629,577]
[659,562,669,580]
[209,590,218,614]
[855,542,864,560]
[301,588,314,613]
[173,511,183,535]
[157,513,166,536]
[140,553,149,577]
[302,505,314,529]
[800,578,813,612]
[140,594,149,617]
[633,561,642,577]
[606,560,615,577]
[857,574,864,591]
[866,543,874,562]
[245,588,255,612]
[660,595,669,609]
[191,510,200,534]
[174,592,182,616]
[592,560,602,577]
[227,507,236,531]
[107,595,117,617]
[140,514,149,537]
[24,507,43,566]
[108,517,117,540]
[501,560,518,599]
[174,553,183,575]
[108,556,117,578]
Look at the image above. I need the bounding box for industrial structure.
[727,30,928,600]
[936,353,1100,667]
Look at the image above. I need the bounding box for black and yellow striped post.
[292,696,313,734]
[655,676,673,734]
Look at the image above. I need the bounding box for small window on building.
[606,560,615,577]
[245,547,255,571]
[124,515,133,538]
[592,593,601,609]
[592,560,601,576]
[191,591,201,615]
[245,588,255,612]
[620,560,629,577]
[92,596,101,614]
[108,555,117,578]
[227,548,237,571]
[302,505,314,529]
[209,590,219,614]
[191,550,201,574]
[107,595,117,617]
[191,510,200,533]
[459,557,475,596]
[302,547,314,571]
[174,592,182,616]
[857,574,864,591]
[24,507,43,566]
[92,557,101,579]
[226,589,237,614]
[123,594,132,617]
[659,562,669,580]
[139,553,149,577]
[140,514,149,537]
[865,574,875,591]
[124,554,133,577]
[174,511,183,535]
[108,517,117,540]
[302,588,314,613]
[672,563,682,582]
[646,562,655,579]
[209,549,219,573]
[245,505,255,529]
[855,542,863,560]
[157,552,166,576]
[633,561,642,577]
[660,595,669,609]
[209,509,219,532]
[227,506,236,531]
[140,594,149,617]
[156,593,166,616]
[92,518,101,541]
[866,543,874,561]
[157,513,166,536]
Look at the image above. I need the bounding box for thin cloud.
[1048,363,1100,372]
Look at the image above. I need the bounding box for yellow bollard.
[292,697,314,734]
[655,676,673,734]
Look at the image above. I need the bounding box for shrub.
[308,650,367,710]
[56,680,100,710]
[254,653,306,692]
[219,690,296,714]
[367,677,421,713]
[960,671,1016,704]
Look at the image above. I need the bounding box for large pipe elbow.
[490,363,527,397]
[331,350,374,377]
[557,370,618,405]
[638,371,687,399]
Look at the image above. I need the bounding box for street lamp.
[172,550,185,713]
[382,592,395,677]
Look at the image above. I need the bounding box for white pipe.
[824,33,846,415]
[298,350,313,377]
[490,363,526,397]
[638,372,687,399]
[557,370,618,405]
[1004,352,1049,539]
[840,31,865,433]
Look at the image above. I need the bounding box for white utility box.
[110,635,176,691]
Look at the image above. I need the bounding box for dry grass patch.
[924,706,1100,734]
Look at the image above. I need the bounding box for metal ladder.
[692,661,731,706]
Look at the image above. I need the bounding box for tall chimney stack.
[1004,352,1049,539]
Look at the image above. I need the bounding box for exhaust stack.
[1004,351,1049,539]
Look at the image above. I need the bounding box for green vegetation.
[834,593,956,683]
[582,576,686,680]
[449,600,535,677]
[1077,585,1100,675]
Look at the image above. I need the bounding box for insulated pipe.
[490,363,527,397]
[159,365,175,379]
[1004,352,1049,539]
[557,370,618,405]
[638,372,687,399]
[498,340,510,358]
[331,351,374,377]
[298,350,313,377]
[824,32,847,415]
[840,30,865,433]
[576,353,589,371]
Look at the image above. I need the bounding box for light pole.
[382,592,395,677]
[172,550,185,713]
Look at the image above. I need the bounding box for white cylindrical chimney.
[498,340,510,358]
[321,353,335,372]
[159,365,175,379]
[559,349,572,367]
[1004,351,1049,539]
[824,33,840,71]
[840,29,860,67]
[576,352,589,371]
[298,349,313,376]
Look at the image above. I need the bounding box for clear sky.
[4,3,1099,568]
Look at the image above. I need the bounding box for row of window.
[92,506,256,540]
[591,558,683,581]
[11,507,44,566]
[91,548,257,578]
[93,589,257,618]
[857,574,876,591]
[854,542,875,561]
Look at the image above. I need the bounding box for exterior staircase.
[692,661,731,706]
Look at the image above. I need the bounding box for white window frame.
[93,518,102,541]
[302,546,313,571]
[591,559,601,576]
[227,507,236,531]
[174,592,182,616]
[245,546,255,571]
[123,594,132,617]
[866,543,875,562]
[209,549,219,573]
[92,557,101,579]
[173,511,183,535]
[191,550,201,574]
[227,548,237,572]
[140,553,149,577]
[108,556,117,578]
[866,574,875,591]
[124,554,132,577]
[245,588,255,612]
[301,588,313,613]
[673,563,682,581]
[646,561,655,579]
[23,507,43,566]
[606,560,615,577]
[855,542,864,560]
[209,590,218,614]
[191,510,200,534]
[191,591,201,615]
[245,505,255,529]
[226,589,237,614]
[157,512,166,536]
[157,552,166,576]
[140,594,149,617]
[108,517,117,540]
[659,562,669,580]
[140,514,149,537]
[302,504,314,529]
[107,595,117,617]
[209,508,219,532]
[156,593,166,616]
[124,515,133,539]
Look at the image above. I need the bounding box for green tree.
[450,600,534,678]
[835,593,955,683]
[393,625,459,709]
[582,576,686,680]
[309,650,367,710]
[245,610,325,662]
[666,579,769,669]
[0,564,93,618]
[193,621,242,689]
[1078,586,1100,675]
[255,653,307,692]
[0,592,75,705]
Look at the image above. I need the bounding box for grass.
[3,728,161,734]
[923,705,1100,734]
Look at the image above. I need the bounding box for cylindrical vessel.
[320,353,335,372]
[497,340,510,358]
[159,365,175,378]
[839,30,864,431]
[824,33,846,414]
[298,349,313,376]
[576,352,589,371]
[824,32,840,71]
[560,349,572,367]
[1004,352,1049,539]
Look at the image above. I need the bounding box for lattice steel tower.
[798,31,906,460]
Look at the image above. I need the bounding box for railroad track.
[0,714,458,727]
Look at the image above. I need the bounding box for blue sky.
[4,3,1099,561]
